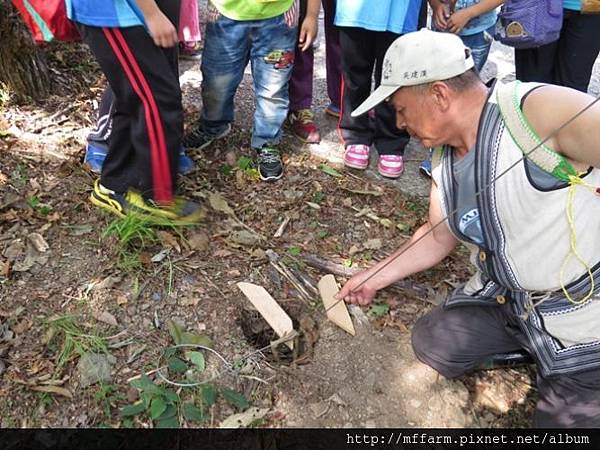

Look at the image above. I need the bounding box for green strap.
[496,81,578,183]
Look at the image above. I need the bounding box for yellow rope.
[559,174,597,304]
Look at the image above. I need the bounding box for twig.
[32,104,78,133]
[302,253,435,302]
[274,216,291,238]
[126,366,164,383]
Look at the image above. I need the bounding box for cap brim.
[351,84,400,117]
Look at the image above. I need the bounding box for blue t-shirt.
[65,0,145,27]
[454,0,497,36]
[334,0,422,34]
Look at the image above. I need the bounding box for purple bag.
[495,0,563,49]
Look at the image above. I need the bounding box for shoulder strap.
[496,81,577,182]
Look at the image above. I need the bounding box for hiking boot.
[256,145,283,182]
[377,154,404,179]
[288,109,321,143]
[324,103,341,118]
[182,122,231,150]
[84,144,195,175]
[90,180,205,225]
[343,144,370,170]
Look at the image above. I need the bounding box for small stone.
[152,292,162,302]
[364,420,376,428]
[77,353,112,388]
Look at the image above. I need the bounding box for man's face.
[389,86,445,148]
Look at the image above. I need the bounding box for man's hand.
[146,11,178,47]
[336,270,379,306]
[447,9,472,34]
[298,15,318,51]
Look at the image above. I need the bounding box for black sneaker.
[182,122,231,150]
[256,145,283,182]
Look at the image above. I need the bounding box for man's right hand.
[146,11,177,47]
[336,270,379,306]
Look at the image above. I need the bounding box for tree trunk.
[0,0,50,102]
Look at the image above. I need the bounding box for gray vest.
[431,81,600,376]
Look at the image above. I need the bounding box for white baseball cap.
[351,29,475,117]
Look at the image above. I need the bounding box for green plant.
[103,215,159,272]
[95,384,126,419]
[219,164,233,176]
[46,316,107,373]
[28,196,52,216]
[367,303,390,318]
[237,156,259,178]
[288,246,302,257]
[311,191,325,204]
[121,375,182,428]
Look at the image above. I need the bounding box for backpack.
[11,0,80,43]
[495,0,563,49]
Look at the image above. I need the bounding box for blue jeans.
[201,12,297,149]
[460,25,496,73]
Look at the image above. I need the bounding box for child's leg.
[78,22,182,203]
[289,0,314,113]
[459,25,495,73]
[322,0,341,110]
[178,0,201,45]
[338,26,377,147]
[200,11,251,135]
[373,31,409,157]
[249,13,298,149]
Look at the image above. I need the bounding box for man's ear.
[430,81,451,112]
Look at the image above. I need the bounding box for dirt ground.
[0,30,559,428]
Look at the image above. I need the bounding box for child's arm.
[428,0,450,30]
[133,0,178,47]
[447,0,504,34]
[299,0,320,51]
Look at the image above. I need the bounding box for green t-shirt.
[210,0,294,20]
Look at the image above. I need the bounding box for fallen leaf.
[229,230,261,247]
[179,296,200,307]
[94,275,121,291]
[220,407,269,429]
[157,231,181,253]
[212,249,233,258]
[209,192,235,216]
[94,311,118,327]
[30,385,73,399]
[27,233,49,253]
[187,231,209,252]
[305,201,321,210]
[318,164,343,178]
[66,224,93,236]
[151,249,169,263]
[364,238,382,250]
[379,218,393,228]
[348,245,360,256]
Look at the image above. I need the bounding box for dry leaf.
[379,218,393,228]
[364,238,382,250]
[157,231,181,253]
[229,230,261,247]
[27,233,49,253]
[220,408,269,429]
[94,275,121,291]
[30,385,73,399]
[94,311,118,327]
[213,249,233,258]
[187,231,209,252]
[209,192,235,216]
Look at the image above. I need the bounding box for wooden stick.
[274,216,291,238]
[302,253,436,303]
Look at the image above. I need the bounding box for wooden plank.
[237,282,294,350]
[317,275,355,336]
